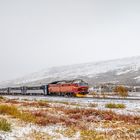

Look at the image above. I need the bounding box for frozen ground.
[0,96,139,140]
[129,92,140,97]
[0,122,70,140]
[4,95,140,116]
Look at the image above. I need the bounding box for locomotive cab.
[78,81,88,86]
[72,79,89,97]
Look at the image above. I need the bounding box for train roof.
[49,79,86,84]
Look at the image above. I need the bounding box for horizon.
[1,54,140,82]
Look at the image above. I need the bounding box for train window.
[78,82,88,86]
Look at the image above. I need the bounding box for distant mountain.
[1,56,140,87]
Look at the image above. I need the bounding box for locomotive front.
[73,79,89,97]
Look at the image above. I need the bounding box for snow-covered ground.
[0,112,80,140]
[4,95,140,116]
[0,96,139,140]
[129,92,140,97]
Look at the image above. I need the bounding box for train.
[0,79,89,97]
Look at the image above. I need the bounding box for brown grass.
[0,96,6,100]
[0,99,139,140]
[5,99,20,104]
[58,108,140,125]
[25,130,54,140]
[21,101,50,107]
[0,98,139,139]
[0,118,11,132]
[0,105,35,123]
[80,130,104,140]
[88,103,98,107]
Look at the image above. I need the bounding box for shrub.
[105,103,126,109]
[35,115,60,126]
[90,92,97,96]
[5,99,20,104]
[56,127,77,138]
[21,102,39,107]
[88,103,98,107]
[0,105,19,116]
[0,105,35,123]
[31,110,47,117]
[21,101,50,107]
[35,117,48,126]
[26,130,54,140]
[37,101,50,107]
[80,130,104,140]
[19,111,36,123]
[0,96,6,100]
[69,113,82,120]
[22,99,29,101]
[0,118,11,131]
[60,107,140,124]
[114,86,128,97]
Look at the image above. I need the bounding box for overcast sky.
[0,0,140,81]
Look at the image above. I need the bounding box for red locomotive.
[48,79,89,97]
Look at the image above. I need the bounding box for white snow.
[0,95,139,139]
[0,123,69,140]
[134,76,140,80]
[116,69,132,75]
[4,95,140,116]
[1,56,140,87]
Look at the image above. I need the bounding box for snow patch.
[116,69,132,75]
[134,76,140,80]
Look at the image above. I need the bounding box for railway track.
[2,93,140,101]
[84,96,140,101]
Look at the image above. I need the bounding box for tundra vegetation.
[0,118,11,131]
[114,85,128,97]
[105,103,126,109]
[0,96,139,140]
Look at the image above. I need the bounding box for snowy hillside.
[1,56,140,87]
